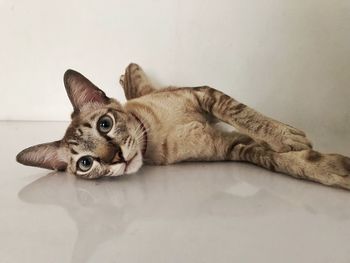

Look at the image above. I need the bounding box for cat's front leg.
[191,86,312,153]
[119,63,155,100]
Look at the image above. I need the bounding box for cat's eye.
[97,115,113,133]
[77,156,94,172]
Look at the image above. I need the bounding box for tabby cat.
[16,63,350,189]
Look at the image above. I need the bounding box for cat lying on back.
[16,63,350,190]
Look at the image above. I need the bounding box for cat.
[16,63,350,189]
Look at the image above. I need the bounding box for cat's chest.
[127,93,202,126]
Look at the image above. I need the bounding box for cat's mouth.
[123,152,138,173]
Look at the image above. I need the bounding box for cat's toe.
[126,63,141,73]
[119,75,125,86]
[272,135,312,152]
[288,135,313,150]
[335,155,350,177]
[342,156,350,173]
[286,125,306,136]
[285,139,312,151]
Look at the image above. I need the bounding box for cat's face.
[16,70,145,179]
[63,100,144,179]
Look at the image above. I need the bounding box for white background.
[1,0,349,133]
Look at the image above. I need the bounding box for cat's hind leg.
[170,122,350,190]
[237,147,350,190]
[228,137,350,190]
[119,63,155,100]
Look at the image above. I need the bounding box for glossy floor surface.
[2,121,350,263]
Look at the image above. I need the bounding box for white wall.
[1,0,349,133]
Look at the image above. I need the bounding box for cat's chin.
[124,150,143,174]
[106,150,143,178]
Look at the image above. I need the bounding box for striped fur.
[16,63,350,190]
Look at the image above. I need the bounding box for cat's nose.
[111,150,125,164]
[98,143,124,164]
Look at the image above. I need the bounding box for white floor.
[2,121,350,263]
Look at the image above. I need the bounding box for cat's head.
[16,70,145,179]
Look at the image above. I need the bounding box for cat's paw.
[281,125,312,151]
[125,63,147,87]
[270,124,313,152]
[314,152,350,177]
[306,152,350,190]
[121,63,155,100]
[286,151,350,190]
[119,63,143,90]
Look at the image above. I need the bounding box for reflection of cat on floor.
[18,163,350,262]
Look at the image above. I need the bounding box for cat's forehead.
[63,100,126,141]
[74,100,120,118]
[63,119,89,143]
[63,116,103,153]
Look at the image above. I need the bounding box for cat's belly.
[125,90,210,165]
[143,121,218,165]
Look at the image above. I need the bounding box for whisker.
[133,128,145,138]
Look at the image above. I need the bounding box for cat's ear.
[16,141,67,171]
[64,69,110,111]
